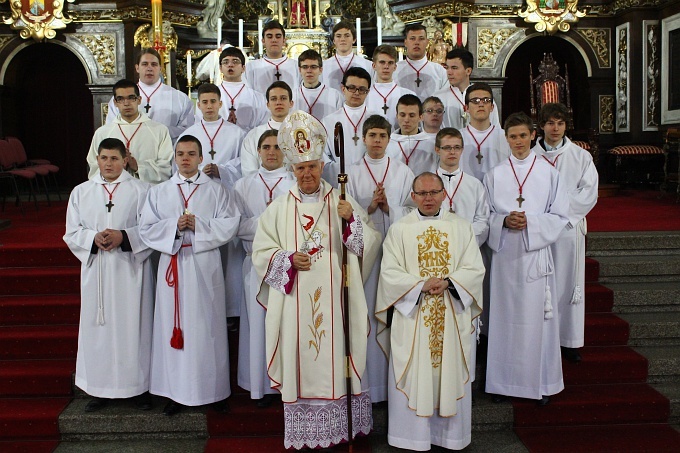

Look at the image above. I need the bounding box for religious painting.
[1,0,73,40]
[661,13,680,124]
[294,129,311,154]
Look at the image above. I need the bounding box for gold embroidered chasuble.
[376,210,484,417]
[253,181,381,403]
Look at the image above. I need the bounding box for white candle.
[258,20,264,55]
[214,49,220,84]
[217,18,222,47]
[377,16,382,45]
[238,19,244,49]
[186,52,191,84]
[297,3,301,26]
[315,0,320,28]
[398,50,403,61]
[356,18,361,54]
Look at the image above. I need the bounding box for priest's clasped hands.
[421,277,449,295]
[94,229,124,251]
[367,183,389,215]
[504,211,527,230]
[177,213,196,232]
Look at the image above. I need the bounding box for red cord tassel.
[166,250,185,350]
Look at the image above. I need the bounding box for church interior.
[0,0,679,451]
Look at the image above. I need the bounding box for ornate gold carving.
[397,3,520,22]
[417,226,450,369]
[0,35,13,50]
[477,28,522,69]
[72,34,116,75]
[599,95,614,133]
[616,25,628,131]
[307,287,325,361]
[576,28,610,68]
[101,102,109,126]
[644,22,659,130]
[518,0,587,35]
[68,8,202,27]
[1,0,75,41]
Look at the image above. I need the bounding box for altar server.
[367,45,416,129]
[245,20,299,95]
[323,20,373,91]
[293,49,343,121]
[395,24,448,100]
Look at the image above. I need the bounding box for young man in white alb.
[366,45,416,130]
[386,94,438,176]
[106,48,194,143]
[293,49,343,121]
[394,24,448,101]
[531,102,598,364]
[241,81,295,177]
[245,20,299,96]
[322,20,373,91]
[434,49,500,130]
[88,79,173,184]
[420,96,445,139]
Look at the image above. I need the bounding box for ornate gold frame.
[518,0,586,35]
[1,0,75,41]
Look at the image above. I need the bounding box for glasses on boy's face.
[300,65,320,70]
[114,95,140,103]
[468,97,493,105]
[424,108,445,115]
[413,189,444,197]
[221,59,242,66]
[438,145,463,152]
[343,85,370,95]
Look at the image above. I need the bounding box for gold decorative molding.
[68,7,202,27]
[576,28,610,68]
[518,0,586,35]
[397,3,519,22]
[0,34,13,51]
[1,0,75,41]
[101,102,109,126]
[72,34,116,75]
[477,28,523,69]
[599,95,614,134]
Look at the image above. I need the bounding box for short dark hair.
[298,49,323,67]
[176,135,203,157]
[266,81,293,101]
[539,103,569,126]
[219,47,245,66]
[403,23,427,37]
[332,20,356,39]
[372,44,398,62]
[397,94,423,115]
[412,171,444,192]
[446,48,474,70]
[198,83,221,99]
[423,96,444,108]
[257,129,279,149]
[362,115,392,138]
[113,79,140,97]
[136,48,162,65]
[98,138,127,158]
[342,66,371,87]
[435,127,463,148]
[504,112,534,134]
[262,20,285,38]
[465,82,493,104]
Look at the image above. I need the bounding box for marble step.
[593,255,680,283]
[634,345,680,384]
[587,231,680,256]
[607,282,680,313]
[619,312,680,346]
[651,382,680,426]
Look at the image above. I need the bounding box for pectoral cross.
[209,149,216,159]
[415,76,422,87]
[105,200,114,212]
[274,70,281,81]
[516,194,525,208]
[382,104,389,114]
[227,105,237,124]
[476,151,484,164]
[352,134,359,145]
[144,103,151,113]
[449,207,454,213]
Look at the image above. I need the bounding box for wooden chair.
[529,53,573,130]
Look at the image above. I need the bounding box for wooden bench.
[607,145,665,185]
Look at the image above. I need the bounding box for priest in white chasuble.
[376,172,484,451]
[252,111,381,450]
[139,135,240,416]
[484,112,569,405]
[65,138,154,412]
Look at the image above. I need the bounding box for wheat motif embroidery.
[307,287,325,360]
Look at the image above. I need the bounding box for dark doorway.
[502,36,590,131]
[2,42,93,188]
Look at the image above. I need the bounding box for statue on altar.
[288,0,309,28]
[427,30,452,64]
[376,0,405,36]
[197,0,226,38]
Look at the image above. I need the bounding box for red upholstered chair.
[608,145,665,185]
[0,139,39,213]
[6,136,61,203]
[529,53,573,130]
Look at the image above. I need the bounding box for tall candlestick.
[297,3,301,27]
[308,0,313,27]
[278,0,283,24]
[238,19,244,49]
[377,16,382,45]
[398,50,403,61]
[258,20,264,56]
[186,52,191,84]
[217,18,222,47]
[356,18,361,54]
[315,0,320,29]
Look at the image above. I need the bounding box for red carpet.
[587,190,680,232]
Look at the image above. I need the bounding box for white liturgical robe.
[532,138,598,348]
[214,81,269,133]
[234,166,295,399]
[484,152,570,400]
[140,172,240,406]
[240,119,283,177]
[322,54,373,91]
[347,155,415,402]
[366,82,417,130]
[376,210,484,451]
[293,83,344,121]
[106,81,195,143]
[245,56,299,95]
[385,130,438,177]
[395,57,448,101]
[460,124,511,183]
[433,85,500,131]
[65,171,153,399]
[87,113,174,185]
[252,180,381,450]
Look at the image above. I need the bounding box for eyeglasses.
[413,189,444,197]
[343,85,370,95]
[424,108,445,114]
[469,97,493,105]
[300,64,320,70]
[438,145,463,152]
[114,95,139,103]
[221,59,242,66]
